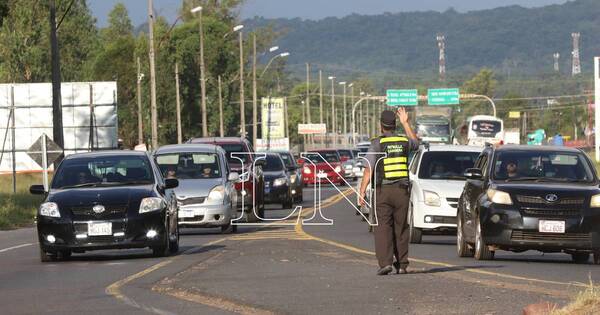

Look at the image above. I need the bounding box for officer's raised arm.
[397,107,417,143]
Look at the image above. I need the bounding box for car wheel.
[474,219,494,260]
[408,203,422,244]
[39,247,56,263]
[169,222,179,254]
[594,252,600,265]
[153,224,171,257]
[457,213,474,257]
[571,252,590,264]
[221,223,236,234]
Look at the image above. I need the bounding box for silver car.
[154,144,239,233]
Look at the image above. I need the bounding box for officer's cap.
[380,110,396,128]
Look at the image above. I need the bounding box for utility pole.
[252,34,257,147]
[366,96,370,137]
[349,83,354,139]
[136,57,144,145]
[284,97,289,139]
[218,75,224,137]
[175,62,182,143]
[340,82,347,141]
[319,70,324,146]
[437,34,446,83]
[306,63,312,145]
[191,6,208,137]
[572,32,581,76]
[553,53,560,73]
[148,0,158,149]
[239,30,246,137]
[49,0,64,156]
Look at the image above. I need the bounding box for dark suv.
[188,137,265,221]
[457,144,600,264]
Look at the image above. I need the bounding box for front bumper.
[37,211,167,252]
[413,201,457,230]
[303,172,342,184]
[480,203,600,251]
[264,184,290,204]
[178,204,233,228]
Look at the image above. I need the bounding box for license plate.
[88,222,112,236]
[539,220,565,233]
[265,187,271,193]
[179,209,195,218]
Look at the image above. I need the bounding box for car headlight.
[303,167,311,174]
[207,185,225,203]
[423,190,441,207]
[40,202,60,218]
[344,164,353,169]
[239,172,251,182]
[591,194,600,208]
[139,197,165,213]
[273,177,287,187]
[487,188,513,205]
[334,166,342,173]
[290,174,297,183]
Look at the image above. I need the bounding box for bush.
[0,173,46,230]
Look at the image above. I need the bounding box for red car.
[299,150,343,185]
[188,137,266,220]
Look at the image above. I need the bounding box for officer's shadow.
[407,264,502,275]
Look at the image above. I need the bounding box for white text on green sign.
[428,88,460,105]
[386,89,418,106]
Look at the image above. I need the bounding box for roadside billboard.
[298,123,327,135]
[261,97,285,139]
[256,138,290,151]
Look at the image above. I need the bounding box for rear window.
[338,150,352,159]
[219,143,249,164]
[264,155,284,171]
[312,151,340,163]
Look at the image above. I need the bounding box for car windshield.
[417,124,450,137]
[418,151,479,180]
[156,152,221,179]
[338,150,352,160]
[278,153,295,168]
[493,151,595,182]
[52,155,154,189]
[471,120,501,137]
[307,151,339,163]
[264,155,284,171]
[219,143,249,164]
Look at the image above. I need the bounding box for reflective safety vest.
[377,135,409,184]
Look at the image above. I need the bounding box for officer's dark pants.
[374,183,410,268]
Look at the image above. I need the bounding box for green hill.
[245,0,600,77]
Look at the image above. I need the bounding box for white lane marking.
[0,243,34,253]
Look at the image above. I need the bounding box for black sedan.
[457,144,600,263]
[262,152,294,209]
[31,151,180,262]
[276,151,303,202]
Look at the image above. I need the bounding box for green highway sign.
[386,89,418,106]
[427,88,460,105]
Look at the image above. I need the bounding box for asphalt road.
[0,183,597,314]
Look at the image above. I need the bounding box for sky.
[89,0,571,27]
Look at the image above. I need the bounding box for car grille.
[178,197,206,206]
[511,231,591,244]
[180,215,204,223]
[86,236,117,243]
[516,195,584,206]
[69,204,128,218]
[446,198,459,209]
[521,208,580,217]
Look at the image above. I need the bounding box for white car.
[408,144,482,243]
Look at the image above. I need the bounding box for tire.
[169,223,179,254]
[221,223,235,234]
[593,252,600,265]
[457,213,474,257]
[408,204,422,244]
[571,252,590,264]
[474,219,494,260]
[282,193,293,209]
[152,225,170,257]
[39,247,56,263]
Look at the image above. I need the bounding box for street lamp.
[260,52,291,78]
[328,76,336,145]
[190,6,208,137]
[233,25,245,137]
[339,81,347,138]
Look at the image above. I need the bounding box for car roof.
[63,150,147,160]
[189,137,247,144]
[421,145,483,153]
[154,144,225,155]
[309,149,339,153]
[493,144,582,153]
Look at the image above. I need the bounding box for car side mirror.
[164,178,179,189]
[228,172,240,182]
[464,168,483,180]
[30,184,46,195]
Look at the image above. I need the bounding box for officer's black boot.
[377,265,393,275]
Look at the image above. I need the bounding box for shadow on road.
[409,264,503,275]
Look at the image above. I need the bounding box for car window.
[279,153,295,168]
[338,150,352,160]
[219,143,248,164]
[156,152,221,179]
[409,151,421,175]
[418,151,479,179]
[314,151,340,162]
[492,151,594,182]
[52,156,154,189]
[264,155,284,171]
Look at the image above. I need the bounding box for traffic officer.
[359,107,418,275]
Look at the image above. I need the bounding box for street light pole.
[339,81,347,144]
[191,6,207,137]
[238,30,245,137]
[175,62,182,143]
[148,0,158,149]
[252,34,257,147]
[329,76,336,146]
[136,57,144,145]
